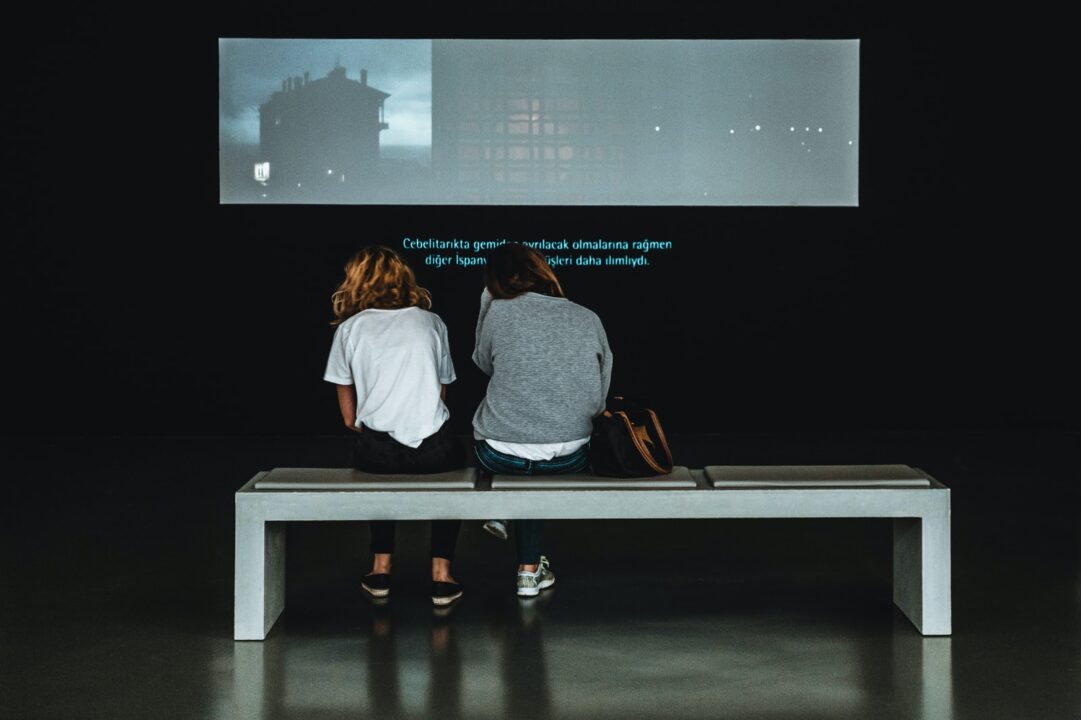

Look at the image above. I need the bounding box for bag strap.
[644,408,674,468]
[612,410,670,475]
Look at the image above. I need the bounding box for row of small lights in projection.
[653,123,856,140]
[648,123,856,154]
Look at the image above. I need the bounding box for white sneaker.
[516,556,556,597]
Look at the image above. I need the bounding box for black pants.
[353,421,464,561]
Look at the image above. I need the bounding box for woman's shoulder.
[503,295,603,331]
[334,311,365,333]
[339,305,445,329]
[560,297,603,322]
[412,306,447,322]
[563,300,607,337]
[401,306,452,334]
[499,293,599,318]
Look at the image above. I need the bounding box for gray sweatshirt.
[472,289,613,442]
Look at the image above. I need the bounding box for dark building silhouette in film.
[433,42,643,204]
[257,64,389,199]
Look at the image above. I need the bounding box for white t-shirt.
[324,306,456,448]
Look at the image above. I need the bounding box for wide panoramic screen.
[219,39,859,206]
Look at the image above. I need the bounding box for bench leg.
[893,516,952,636]
[235,509,286,641]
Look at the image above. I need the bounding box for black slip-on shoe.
[431,581,464,606]
[362,573,391,598]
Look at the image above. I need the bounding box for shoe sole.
[483,524,509,541]
[432,592,463,606]
[362,584,390,598]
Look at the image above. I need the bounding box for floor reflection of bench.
[235,464,950,640]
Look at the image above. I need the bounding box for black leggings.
[353,421,464,561]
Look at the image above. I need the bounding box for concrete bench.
[235,464,950,640]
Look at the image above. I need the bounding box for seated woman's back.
[473,290,610,444]
[329,305,454,447]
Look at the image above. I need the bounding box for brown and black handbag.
[589,397,674,477]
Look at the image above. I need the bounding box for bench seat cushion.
[491,466,696,489]
[705,464,931,488]
[254,467,478,490]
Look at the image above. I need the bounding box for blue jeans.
[474,440,590,565]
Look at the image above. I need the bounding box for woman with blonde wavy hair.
[324,246,465,606]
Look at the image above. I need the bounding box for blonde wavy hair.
[331,246,432,324]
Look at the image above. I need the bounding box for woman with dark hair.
[324,246,465,606]
[472,243,613,596]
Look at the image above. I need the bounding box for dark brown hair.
[484,243,565,300]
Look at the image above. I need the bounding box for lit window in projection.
[219,39,859,206]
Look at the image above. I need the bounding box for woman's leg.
[430,520,461,582]
[410,425,464,582]
[475,440,521,543]
[370,521,395,573]
[515,521,544,569]
[355,433,399,575]
[475,441,546,570]
[515,445,589,571]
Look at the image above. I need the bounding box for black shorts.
[352,420,464,475]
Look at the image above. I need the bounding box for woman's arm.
[472,287,495,376]
[597,316,614,412]
[335,384,362,432]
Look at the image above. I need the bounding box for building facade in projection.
[433,41,672,205]
[258,65,389,199]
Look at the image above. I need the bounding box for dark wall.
[5,3,1073,436]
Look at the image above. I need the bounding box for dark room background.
[5,2,1073,438]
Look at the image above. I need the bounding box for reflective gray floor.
[1,433,1078,719]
